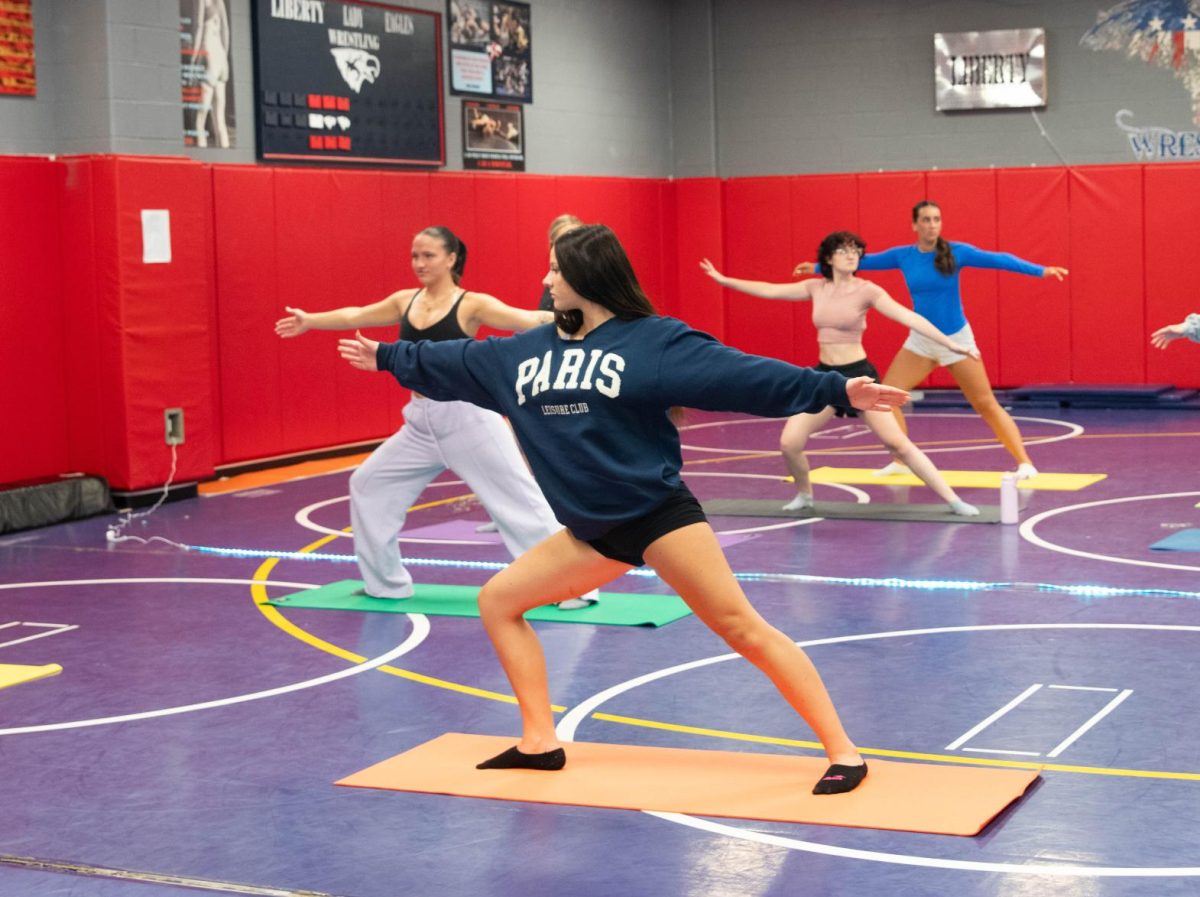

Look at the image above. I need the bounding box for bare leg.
[872,347,939,475]
[194,82,214,147]
[947,356,1032,467]
[779,408,835,505]
[476,530,630,753]
[211,80,230,148]
[644,523,861,767]
[861,409,976,513]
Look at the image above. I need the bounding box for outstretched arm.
[339,331,504,412]
[873,292,981,360]
[700,258,814,301]
[954,243,1068,279]
[655,322,908,417]
[275,291,407,337]
[1151,313,1200,349]
[465,292,554,332]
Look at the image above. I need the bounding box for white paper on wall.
[141,209,172,264]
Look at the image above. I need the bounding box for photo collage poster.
[449,1,532,102]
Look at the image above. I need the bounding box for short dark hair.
[816,231,866,280]
[418,226,468,284]
[552,224,656,334]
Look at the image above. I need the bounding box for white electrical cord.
[105,443,189,549]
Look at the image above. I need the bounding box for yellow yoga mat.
[0,663,62,691]
[338,733,1040,837]
[808,467,1107,491]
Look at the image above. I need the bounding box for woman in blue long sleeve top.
[339,224,911,794]
[796,200,1068,479]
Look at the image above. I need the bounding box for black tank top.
[400,290,470,342]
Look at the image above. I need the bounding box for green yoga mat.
[703,499,1001,524]
[266,579,692,627]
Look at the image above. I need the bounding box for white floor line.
[1046,689,1134,758]
[945,683,1044,751]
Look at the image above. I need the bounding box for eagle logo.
[330,48,381,94]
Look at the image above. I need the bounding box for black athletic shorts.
[816,357,879,417]
[582,482,708,567]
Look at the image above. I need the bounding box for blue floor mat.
[1150,528,1200,551]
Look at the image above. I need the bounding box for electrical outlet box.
[164,408,185,445]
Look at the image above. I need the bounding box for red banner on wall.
[0,0,35,97]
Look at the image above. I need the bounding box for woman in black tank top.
[277,226,551,343]
[275,226,597,609]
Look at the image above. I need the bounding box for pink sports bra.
[809,279,881,345]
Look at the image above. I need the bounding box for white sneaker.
[475,520,499,533]
[782,493,815,511]
[557,590,599,611]
[1014,463,1039,480]
[874,461,911,477]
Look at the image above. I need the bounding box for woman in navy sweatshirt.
[338,224,910,794]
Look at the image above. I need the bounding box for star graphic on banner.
[1083,2,1200,124]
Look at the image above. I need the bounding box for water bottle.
[1000,473,1019,525]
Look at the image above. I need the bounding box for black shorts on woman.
[816,357,878,417]
[580,482,707,567]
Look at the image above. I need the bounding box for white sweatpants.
[349,398,564,598]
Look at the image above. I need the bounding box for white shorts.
[902,323,976,367]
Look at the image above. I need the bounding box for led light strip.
[182,544,1200,600]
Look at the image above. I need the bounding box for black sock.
[476,745,566,771]
[812,762,868,795]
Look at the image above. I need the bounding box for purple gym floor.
[2,407,1199,896]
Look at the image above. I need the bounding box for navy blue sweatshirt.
[375,315,850,540]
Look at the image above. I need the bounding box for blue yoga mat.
[1150,529,1200,552]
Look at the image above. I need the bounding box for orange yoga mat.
[337,733,1040,836]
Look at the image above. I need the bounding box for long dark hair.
[912,201,955,275]
[816,230,866,280]
[552,224,656,335]
[419,226,468,284]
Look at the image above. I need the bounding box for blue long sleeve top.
[827,242,1044,335]
[375,316,850,539]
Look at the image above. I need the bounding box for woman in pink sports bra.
[700,231,981,516]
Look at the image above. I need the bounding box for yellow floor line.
[250,498,562,710]
[592,713,1200,781]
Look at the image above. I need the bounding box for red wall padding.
[721,177,797,361]
[996,168,1072,385]
[60,157,112,482]
[212,166,284,463]
[4,156,1198,490]
[1067,167,1145,384]
[58,156,218,490]
[669,178,723,334]
[1143,165,1200,388]
[0,158,67,483]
